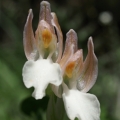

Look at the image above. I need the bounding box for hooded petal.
[60,29,78,71]
[22,59,62,99]
[23,9,37,60]
[35,20,57,58]
[77,37,98,92]
[62,84,100,120]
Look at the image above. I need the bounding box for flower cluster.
[22,1,100,120]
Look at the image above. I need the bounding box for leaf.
[46,94,56,120]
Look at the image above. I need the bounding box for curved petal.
[77,37,98,92]
[23,9,37,60]
[22,59,62,99]
[62,86,100,120]
[51,12,63,63]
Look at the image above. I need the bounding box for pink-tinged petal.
[51,12,63,63]
[60,29,78,71]
[62,86,100,120]
[23,9,37,60]
[39,1,54,33]
[65,50,83,89]
[77,37,98,92]
[65,50,83,78]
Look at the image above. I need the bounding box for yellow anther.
[65,62,75,78]
[42,29,52,48]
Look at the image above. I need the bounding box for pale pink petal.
[23,9,37,60]
[77,37,98,92]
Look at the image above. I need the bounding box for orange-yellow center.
[65,61,75,78]
[42,29,52,48]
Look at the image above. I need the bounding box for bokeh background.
[0,0,120,120]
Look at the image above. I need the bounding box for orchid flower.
[22,1,63,99]
[22,1,100,120]
[59,30,100,120]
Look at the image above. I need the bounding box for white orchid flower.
[22,1,63,99]
[58,30,100,120]
[22,1,100,120]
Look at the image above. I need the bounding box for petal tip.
[27,9,33,20]
[88,36,94,51]
[67,29,77,36]
[41,1,50,6]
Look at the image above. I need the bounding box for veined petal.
[22,59,62,99]
[23,9,37,60]
[60,29,78,71]
[77,37,98,92]
[62,86,100,120]
[51,12,63,63]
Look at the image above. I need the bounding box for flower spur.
[22,1,100,120]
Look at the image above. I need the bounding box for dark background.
[0,0,120,120]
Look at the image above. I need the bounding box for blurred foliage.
[0,0,120,120]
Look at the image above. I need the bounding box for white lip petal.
[22,59,62,99]
[62,89,100,120]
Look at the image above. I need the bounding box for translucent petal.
[23,9,37,60]
[77,37,98,92]
[51,12,63,63]
[62,85,100,120]
[22,59,62,99]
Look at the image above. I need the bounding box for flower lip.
[22,59,63,99]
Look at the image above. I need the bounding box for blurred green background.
[0,0,120,120]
